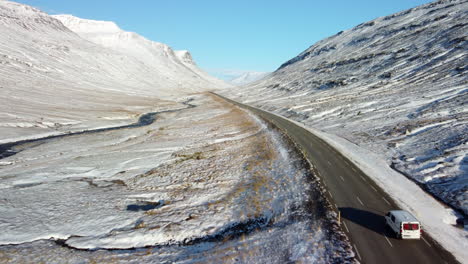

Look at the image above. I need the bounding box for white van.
[385,210,422,239]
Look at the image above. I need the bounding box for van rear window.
[403,223,419,230]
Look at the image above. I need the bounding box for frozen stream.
[0,99,195,160]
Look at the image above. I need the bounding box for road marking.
[371,186,378,192]
[357,196,364,206]
[340,176,345,182]
[328,191,333,198]
[383,197,391,205]
[384,236,393,247]
[343,221,349,232]
[352,167,357,172]
[360,175,367,182]
[422,236,431,247]
[327,161,332,166]
[353,244,362,260]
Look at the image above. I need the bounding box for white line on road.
[384,236,393,247]
[383,197,391,205]
[343,221,349,232]
[422,236,431,247]
[354,244,362,260]
[352,167,357,172]
[340,176,345,182]
[327,161,332,166]
[328,191,333,198]
[371,186,378,192]
[360,175,367,182]
[357,196,364,206]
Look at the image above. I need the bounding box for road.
[214,93,459,264]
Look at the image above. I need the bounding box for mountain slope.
[0,1,226,143]
[223,0,467,216]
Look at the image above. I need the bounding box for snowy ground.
[0,93,354,263]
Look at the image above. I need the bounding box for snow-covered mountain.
[229,71,270,86]
[223,0,467,215]
[53,14,226,90]
[0,1,227,143]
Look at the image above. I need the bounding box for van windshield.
[403,223,419,230]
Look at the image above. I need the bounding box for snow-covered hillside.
[0,1,227,143]
[223,0,467,218]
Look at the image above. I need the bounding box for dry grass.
[135,221,146,229]
[174,151,204,163]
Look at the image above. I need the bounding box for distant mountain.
[223,0,467,214]
[229,71,270,86]
[0,1,227,142]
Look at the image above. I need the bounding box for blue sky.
[16,0,432,77]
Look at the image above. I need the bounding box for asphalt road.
[214,93,459,264]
